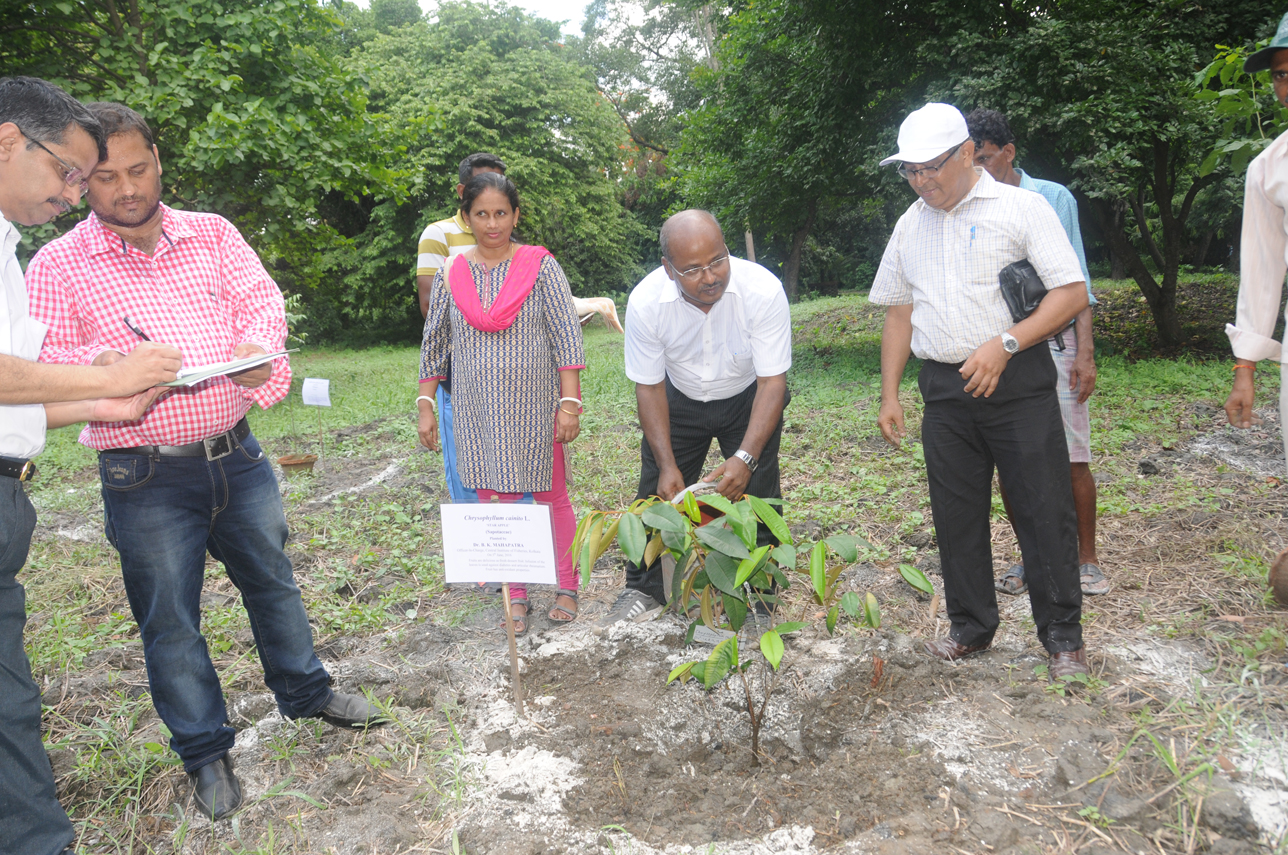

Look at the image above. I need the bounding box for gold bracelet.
[559,406,582,416]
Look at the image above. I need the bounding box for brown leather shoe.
[1049,647,1089,680]
[923,637,991,661]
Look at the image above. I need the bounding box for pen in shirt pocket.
[970,225,976,248]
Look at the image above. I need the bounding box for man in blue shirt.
[966,109,1109,599]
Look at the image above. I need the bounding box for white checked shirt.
[625,257,792,401]
[0,214,47,458]
[870,168,1085,364]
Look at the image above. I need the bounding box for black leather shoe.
[923,637,991,661]
[311,692,389,730]
[1049,647,1089,680]
[190,754,242,820]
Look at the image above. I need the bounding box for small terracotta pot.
[277,453,318,474]
[1270,548,1288,607]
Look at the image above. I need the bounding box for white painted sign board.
[302,378,332,407]
[440,503,557,585]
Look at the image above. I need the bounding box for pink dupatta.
[448,245,552,332]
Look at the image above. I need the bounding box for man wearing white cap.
[870,103,1090,679]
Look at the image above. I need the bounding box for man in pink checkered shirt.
[25,103,385,822]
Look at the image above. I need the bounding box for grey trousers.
[0,476,74,855]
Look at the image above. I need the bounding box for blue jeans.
[99,431,332,772]
[438,387,477,503]
[0,476,74,855]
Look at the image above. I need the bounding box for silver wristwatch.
[733,449,758,473]
[1000,332,1020,355]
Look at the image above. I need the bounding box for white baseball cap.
[879,103,970,167]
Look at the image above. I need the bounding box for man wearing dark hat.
[871,103,1090,679]
[1224,12,1288,570]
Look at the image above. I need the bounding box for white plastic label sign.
[440,503,557,585]
[301,378,331,407]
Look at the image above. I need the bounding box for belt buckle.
[18,460,36,482]
[203,433,233,461]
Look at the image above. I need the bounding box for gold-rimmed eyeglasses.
[20,129,88,191]
[896,143,963,181]
[669,253,730,281]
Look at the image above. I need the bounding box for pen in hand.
[123,315,152,342]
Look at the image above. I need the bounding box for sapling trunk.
[738,666,761,764]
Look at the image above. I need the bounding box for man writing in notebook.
[25,103,385,822]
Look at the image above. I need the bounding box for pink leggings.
[475,442,577,603]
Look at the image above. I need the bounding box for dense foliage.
[0,0,1283,348]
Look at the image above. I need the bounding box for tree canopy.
[0,0,1283,349]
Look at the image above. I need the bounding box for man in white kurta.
[1224,17,1288,474]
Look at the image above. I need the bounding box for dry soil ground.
[26,396,1288,855]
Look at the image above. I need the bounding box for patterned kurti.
[420,253,585,493]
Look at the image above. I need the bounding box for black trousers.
[626,377,787,605]
[0,477,75,855]
[919,345,1082,654]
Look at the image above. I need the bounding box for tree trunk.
[1077,140,1217,349]
[744,229,756,263]
[781,200,817,302]
[1106,201,1127,279]
[1110,249,1126,280]
[1084,195,1183,345]
[1192,229,1215,268]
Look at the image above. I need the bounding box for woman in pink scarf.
[417,173,586,633]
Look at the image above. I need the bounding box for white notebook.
[160,349,297,387]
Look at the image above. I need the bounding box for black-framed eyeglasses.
[669,253,730,281]
[896,143,963,180]
[19,128,88,191]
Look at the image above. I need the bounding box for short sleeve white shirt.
[0,214,47,458]
[869,169,1085,364]
[625,257,792,401]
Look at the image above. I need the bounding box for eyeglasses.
[19,129,88,191]
[669,253,730,282]
[896,143,963,180]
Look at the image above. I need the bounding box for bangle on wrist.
[416,394,437,413]
[559,396,584,415]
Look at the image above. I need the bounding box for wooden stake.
[316,407,325,461]
[502,580,524,717]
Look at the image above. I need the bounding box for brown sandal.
[548,589,579,622]
[500,598,528,635]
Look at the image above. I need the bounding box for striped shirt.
[416,211,475,279]
[625,258,792,401]
[26,205,290,450]
[870,168,1085,364]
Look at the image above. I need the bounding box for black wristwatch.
[733,449,758,473]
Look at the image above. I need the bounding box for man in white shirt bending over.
[605,210,792,623]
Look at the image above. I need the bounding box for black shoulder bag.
[997,259,1070,351]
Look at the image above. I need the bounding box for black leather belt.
[102,418,250,461]
[0,456,36,481]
